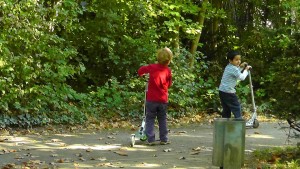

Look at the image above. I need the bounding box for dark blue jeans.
[219,91,242,118]
[145,101,168,143]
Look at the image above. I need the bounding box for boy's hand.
[240,62,248,68]
[245,65,252,70]
[140,73,149,81]
[240,62,251,73]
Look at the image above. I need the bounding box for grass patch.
[248,146,300,169]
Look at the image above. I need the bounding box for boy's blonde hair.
[157,47,173,65]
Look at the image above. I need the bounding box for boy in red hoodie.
[138,47,173,145]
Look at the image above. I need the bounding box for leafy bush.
[0,0,298,128]
[264,52,300,118]
[0,0,85,127]
[168,49,219,117]
[0,113,50,128]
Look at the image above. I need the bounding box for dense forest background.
[0,0,299,127]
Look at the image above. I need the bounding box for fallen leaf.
[112,123,120,128]
[267,155,281,163]
[24,153,32,157]
[96,162,114,167]
[0,139,7,142]
[79,157,86,161]
[15,142,25,146]
[190,151,200,155]
[14,155,24,159]
[114,151,128,156]
[0,129,10,136]
[87,124,96,130]
[75,153,83,157]
[2,163,15,169]
[56,158,71,163]
[107,136,116,139]
[9,149,17,153]
[51,139,62,142]
[49,162,56,165]
[97,157,107,161]
[3,149,10,154]
[130,125,136,131]
[29,160,42,164]
[179,156,186,160]
[192,147,201,151]
[60,143,67,147]
[163,148,172,152]
[47,127,55,131]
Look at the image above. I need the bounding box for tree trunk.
[172,25,180,56]
[189,0,208,67]
[211,0,222,55]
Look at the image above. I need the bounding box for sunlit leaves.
[0,0,83,126]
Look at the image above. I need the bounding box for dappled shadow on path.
[0,122,296,168]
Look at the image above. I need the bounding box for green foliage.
[80,75,146,120]
[265,56,300,118]
[243,22,300,118]
[168,49,218,117]
[252,146,300,168]
[0,0,85,127]
[0,0,299,127]
[0,113,50,128]
[67,0,158,88]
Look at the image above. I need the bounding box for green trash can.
[212,118,245,169]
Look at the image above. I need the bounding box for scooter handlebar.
[241,63,252,73]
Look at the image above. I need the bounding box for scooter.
[130,76,148,147]
[245,68,259,128]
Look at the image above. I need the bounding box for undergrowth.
[248,146,300,169]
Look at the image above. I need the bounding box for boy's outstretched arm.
[238,65,252,80]
[138,65,150,77]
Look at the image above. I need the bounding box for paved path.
[0,122,298,168]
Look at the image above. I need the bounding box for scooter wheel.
[253,119,259,128]
[130,134,135,147]
[140,135,147,141]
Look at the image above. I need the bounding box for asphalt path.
[0,121,298,169]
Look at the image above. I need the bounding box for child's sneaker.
[160,141,171,145]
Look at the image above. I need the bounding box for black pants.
[145,101,168,143]
[219,91,242,118]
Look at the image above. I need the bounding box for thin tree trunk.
[189,0,208,67]
[211,0,221,54]
[172,25,180,56]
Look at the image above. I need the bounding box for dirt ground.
[0,121,298,169]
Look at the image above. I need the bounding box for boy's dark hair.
[227,50,240,61]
